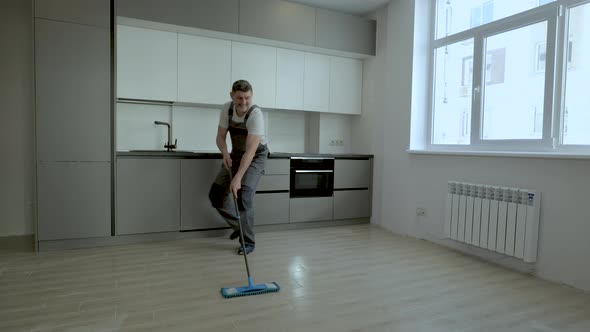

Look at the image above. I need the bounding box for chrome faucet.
[154,121,177,151]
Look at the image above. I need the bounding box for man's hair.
[232,80,253,93]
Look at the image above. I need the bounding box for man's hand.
[222,152,232,170]
[230,174,242,198]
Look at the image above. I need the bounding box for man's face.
[230,90,252,115]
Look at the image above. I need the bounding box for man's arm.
[216,126,232,169]
[229,134,260,197]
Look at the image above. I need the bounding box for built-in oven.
[290,157,334,198]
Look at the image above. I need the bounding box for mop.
[220,170,280,298]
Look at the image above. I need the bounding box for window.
[562,2,590,145]
[427,0,590,153]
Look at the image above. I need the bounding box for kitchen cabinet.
[290,197,333,223]
[35,0,110,27]
[180,159,227,230]
[303,53,331,113]
[333,158,372,219]
[254,193,290,225]
[334,159,372,189]
[254,158,290,225]
[37,162,111,241]
[239,0,315,46]
[316,9,376,55]
[333,190,371,219]
[275,49,305,110]
[117,0,239,34]
[116,158,180,235]
[35,18,110,162]
[231,42,277,108]
[329,57,363,115]
[178,34,231,105]
[117,25,177,101]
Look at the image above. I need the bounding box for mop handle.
[228,168,252,281]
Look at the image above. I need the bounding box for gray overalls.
[208,102,268,245]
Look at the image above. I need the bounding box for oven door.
[290,169,334,198]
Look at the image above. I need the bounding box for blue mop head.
[220,279,280,298]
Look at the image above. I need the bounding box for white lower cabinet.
[116,158,180,235]
[254,193,290,225]
[333,189,371,219]
[180,159,226,230]
[289,197,333,222]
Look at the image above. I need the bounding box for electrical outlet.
[416,208,426,217]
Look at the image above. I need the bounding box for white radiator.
[444,181,541,263]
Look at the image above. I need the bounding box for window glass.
[563,3,590,145]
[435,0,555,39]
[432,39,474,145]
[481,22,547,140]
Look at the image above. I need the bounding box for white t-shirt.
[218,101,268,145]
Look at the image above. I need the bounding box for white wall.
[357,0,590,291]
[0,0,35,236]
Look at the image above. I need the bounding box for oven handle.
[291,156,335,160]
[294,170,334,173]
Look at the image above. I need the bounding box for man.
[208,80,268,255]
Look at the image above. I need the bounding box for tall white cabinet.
[329,57,363,115]
[303,53,331,113]
[275,48,305,110]
[231,42,277,108]
[117,25,177,101]
[177,34,231,104]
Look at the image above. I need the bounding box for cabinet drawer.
[265,158,289,175]
[254,193,289,225]
[334,159,371,189]
[257,174,289,191]
[289,197,333,222]
[333,189,371,219]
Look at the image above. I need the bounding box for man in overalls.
[208,80,268,255]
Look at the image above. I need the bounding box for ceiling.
[286,0,390,16]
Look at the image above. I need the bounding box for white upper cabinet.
[231,42,277,108]
[329,57,363,115]
[303,52,330,113]
[117,25,177,101]
[178,34,231,104]
[275,48,304,110]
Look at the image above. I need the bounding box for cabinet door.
[232,42,277,108]
[333,190,371,219]
[35,19,110,162]
[254,193,289,225]
[303,53,330,112]
[334,159,371,189]
[180,159,226,230]
[35,0,110,27]
[289,197,333,222]
[117,25,177,101]
[178,34,231,104]
[265,159,290,175]
[116,159,180,234]
[276,48,304,110]
[38,162,111,240]
[330,57,363,115]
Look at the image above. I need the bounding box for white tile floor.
[1,224,589,331]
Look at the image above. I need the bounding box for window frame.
[426,0,590,154]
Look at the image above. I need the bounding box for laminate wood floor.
[1,224,589,332]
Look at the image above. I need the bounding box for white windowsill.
[407,149,590,160]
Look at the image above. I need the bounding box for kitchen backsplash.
[116,102,352,153]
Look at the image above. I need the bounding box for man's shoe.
[237,243,255,255]
[229,230,240,240]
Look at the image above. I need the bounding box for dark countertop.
[117,150,373,159]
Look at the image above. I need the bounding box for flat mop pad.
[220,277,280,298]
